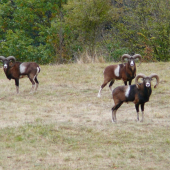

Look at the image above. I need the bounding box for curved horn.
[0,56,6,61]
[135,73,146,88]
[132,54,142,66]
[6,56,16,62]
[121,54,131,63]
[149,73,159,88]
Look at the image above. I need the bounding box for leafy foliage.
[0,0,170,63]
[115,0,170,61]
[0,0,59,64]
[64,0,121,60]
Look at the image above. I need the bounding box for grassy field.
[0,62,170,170]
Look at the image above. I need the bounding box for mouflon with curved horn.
[111,73,159,123]
[0,55,40,93]
[98,54,142,97]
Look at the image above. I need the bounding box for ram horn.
[132,54,142,66]
[6,56,16,62]
[121,54,131,63]
[149,73,159,88]
[0,56,6,61]
[135,73,146,88]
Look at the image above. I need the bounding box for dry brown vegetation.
[0,62,170,170]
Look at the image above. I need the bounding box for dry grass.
[0,62,170,170]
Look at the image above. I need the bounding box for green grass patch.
[0,62,170,169]
[0,122,170,169]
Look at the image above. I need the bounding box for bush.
[105,42,129,62]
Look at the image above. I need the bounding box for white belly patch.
[114,65,120,77]
[20,63,26,74]
[125,86,130,97]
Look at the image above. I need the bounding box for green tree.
[0,0,62,64]
[64,0,120,61]
[115,0,170,61]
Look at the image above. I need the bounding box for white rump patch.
[114,65,120,77]
[20,63,26,74]
[37,67,40,73]
[125,85,130,97]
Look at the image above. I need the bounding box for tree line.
[0,0,169,64]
